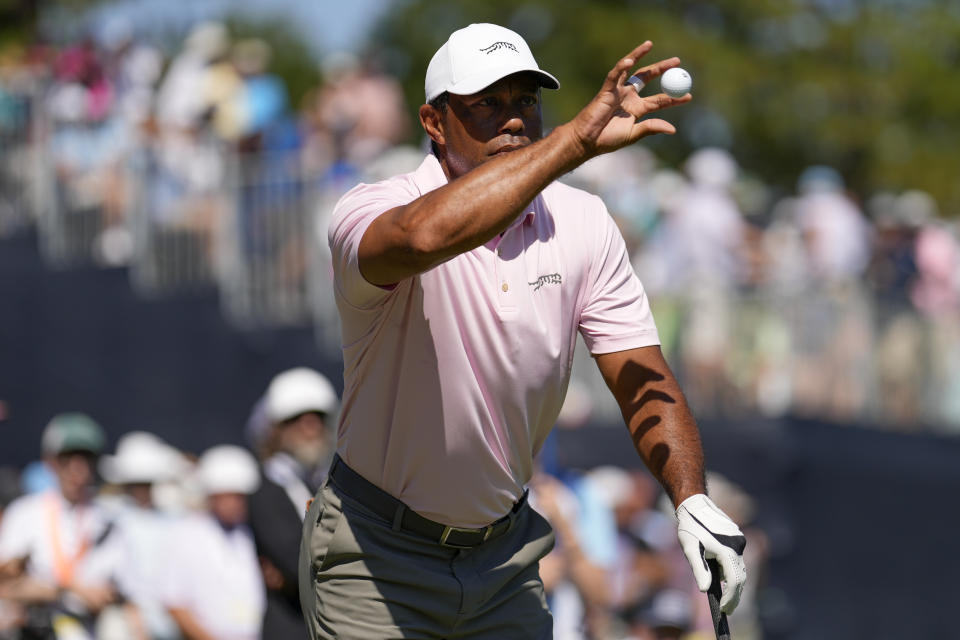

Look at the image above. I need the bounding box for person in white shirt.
[94,431,187,640]
[160,445,265,640]
[0,413,116,640]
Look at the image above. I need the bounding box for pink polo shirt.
[329,154,659,527]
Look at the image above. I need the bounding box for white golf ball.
[661,67,692,98]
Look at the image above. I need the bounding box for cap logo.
[479,41,518,54]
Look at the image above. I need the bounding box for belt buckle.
[439,524,493,549]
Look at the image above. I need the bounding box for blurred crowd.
[2,20,960,432]
[562,147,960,432]
[0,368,766,640]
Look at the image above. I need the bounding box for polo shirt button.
[501,283,509,292]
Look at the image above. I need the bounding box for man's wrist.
[550,122,593,171]
[675,492,708,514]
[670,485,708,510]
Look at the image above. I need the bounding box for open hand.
[569,41,691,157]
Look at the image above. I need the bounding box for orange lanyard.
[44,493,91,588]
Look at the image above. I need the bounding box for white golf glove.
[676,493,747,614]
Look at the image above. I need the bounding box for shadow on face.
[425,71,544,179]
[208,492,249,528]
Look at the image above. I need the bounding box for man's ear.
[419,104,445,148]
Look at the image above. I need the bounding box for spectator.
[0,413,116,640]
[247,367,338,640]
[160,445,264,640]
[672,148,750,413]
[306,51,409,172]
[154,21,230,134]
[586,466,672,617]
[530,470,617,640]
[911,218,959,317]
[793,165,872,285]
[623,589,692,640]
[94,432,187,640]
[0,467,22,637]
[228,39,293,152]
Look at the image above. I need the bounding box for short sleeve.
[328,180,418,309]
[578,199,660,354]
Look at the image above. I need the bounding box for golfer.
[300,23,746,639]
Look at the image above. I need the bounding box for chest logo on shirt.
[529,273,562,291]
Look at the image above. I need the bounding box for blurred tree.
[0,0,37,45]
[372,0,960,216]
[0,0,98,45]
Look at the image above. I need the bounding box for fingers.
[634,118,676,137]
[678,530,712,592]
[605,41,653,89]
[619,92,690,127]
[630,56,682,85]
[717,550,746,614]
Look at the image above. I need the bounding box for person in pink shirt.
[299,23,746,640]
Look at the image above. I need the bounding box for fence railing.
[218,150,315,328]
[126,137,222,294]
[0,82,42,237]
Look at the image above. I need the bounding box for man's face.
[277,411,328,468]
[208,492,248,528]
[429,72,543,179]
[50,451,97,504]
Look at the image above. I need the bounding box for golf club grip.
[707,559,731,639]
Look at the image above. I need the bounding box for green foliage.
[373,0,960,215]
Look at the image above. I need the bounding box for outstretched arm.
[359,42,689,286]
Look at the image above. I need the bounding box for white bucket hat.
[425,23,560,102]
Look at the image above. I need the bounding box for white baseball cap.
[196,445,260,495]
[99,431,187,485]
[265,367,338,424]
[425,23,560,103]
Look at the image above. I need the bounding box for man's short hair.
[428,92,449,156]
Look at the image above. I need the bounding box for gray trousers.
[299,479,555,639]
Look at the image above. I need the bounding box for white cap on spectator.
[100,431,185,485]
[425,23,559,102]
[196,445,260,495]
[685,147,737,189]
[265,367,338,424]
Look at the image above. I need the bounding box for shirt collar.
[412,154,539,228]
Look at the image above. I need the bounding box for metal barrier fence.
[35,114,141,269]
[0,81,42,237]
[218,150,315,328]
[127,137,222,294]
[126,141,345,347]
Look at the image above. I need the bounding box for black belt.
[328,454,526,549]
